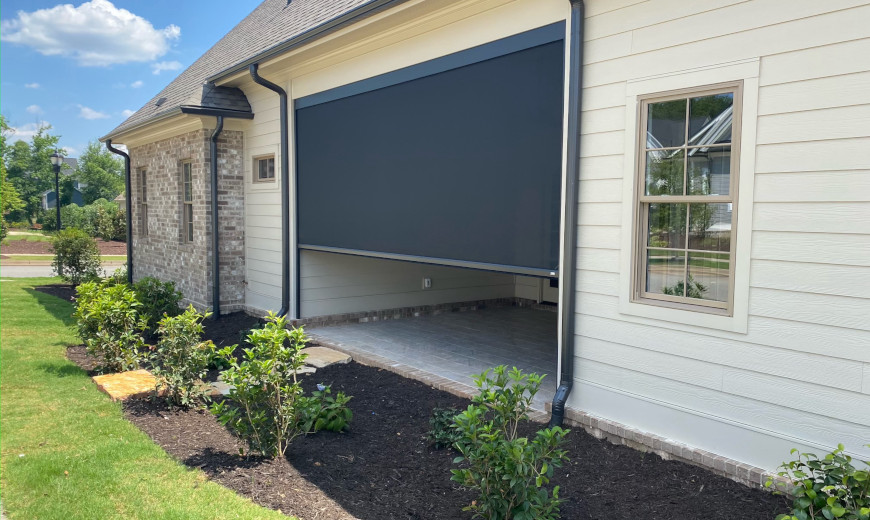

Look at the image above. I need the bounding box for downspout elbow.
[105,139,133,285]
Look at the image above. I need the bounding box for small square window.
[254,156,275,182]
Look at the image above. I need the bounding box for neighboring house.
[102,0,870,484]
[113,192,125,210]
[41,158,84,209]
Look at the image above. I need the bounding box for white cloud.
[24,82,40,89]
[130,80,143,88]
[151,60,182,75]
[26,104,43,114]
[64,146,79,157]
[1,0,181,67]
[78,105,109,120]
[6,121,51,142]
[121,109,135,118]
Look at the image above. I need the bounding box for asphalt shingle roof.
[104,0,379,140]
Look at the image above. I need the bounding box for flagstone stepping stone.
[301,346,352,368]
[92,369,156,401]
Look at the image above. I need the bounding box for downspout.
[249,64,291,318]
[550,0,585,428]
[210,116,224,319]
[105,140,133,285]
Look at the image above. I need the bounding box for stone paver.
[301,346,352,368]
[308,306,557,410]
[92,369,157,401]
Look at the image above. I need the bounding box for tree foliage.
[2,120,68,223]
[75,141,124,204]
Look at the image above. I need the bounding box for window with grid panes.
[634,83,741,313]
[139,169,148,236]
[182,162,193,242]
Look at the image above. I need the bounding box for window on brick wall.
[254,155,275,182]
[633,82,741,314]
[139,169,148,236]
[182,162,193,242]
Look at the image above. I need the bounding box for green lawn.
[2,233,52,243]
[0,278,290,520]
[0,255,127,263]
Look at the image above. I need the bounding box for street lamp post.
[50,151,63,231]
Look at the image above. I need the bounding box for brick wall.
[129,127,245,312]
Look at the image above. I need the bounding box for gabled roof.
[103,0,395,141]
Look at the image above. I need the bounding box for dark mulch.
[1,238,126,255]
[62,304,788,520]
[35,283,76,303]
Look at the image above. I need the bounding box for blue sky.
[1,0,262,156]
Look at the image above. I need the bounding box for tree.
[75,141,124,205]
[2,121,67,223]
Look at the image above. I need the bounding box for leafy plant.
[767,444,870,520]
[133,276,183,334]
[298,384,353,434]
[209,313,310,457]
[662,274,707,299]
[73,281,146,373]
[429,407,463,449]
[150,305,216,408]
[51,227,102,286]
[104,266,128,286]
[451,366,569,520]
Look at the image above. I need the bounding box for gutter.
[105,140,134,285]
[550,0,585,428]
[210,116,224,319]
[249,64,292,318]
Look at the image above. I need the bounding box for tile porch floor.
[307,306,558,410]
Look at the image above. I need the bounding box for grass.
[1,255,127,262]
[0,278,291,520]
[2,234,52,243]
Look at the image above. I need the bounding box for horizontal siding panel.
[577,224,621,250]
[584,6,870,87]
[245,236,281,252]
[750,287,870,331]
[575,270,619,296]
[758,71,870,115]
[750,259,870,298]
[576,247,621,273]
[246,268,282,286]
[722,368,870,426]
[753,202,870,234]
[246,247,282,264]
[585,0,648,19]
[244,225,281,239]
[246,257,280,275]
[579,130,625,157]
[585,32,632,64]
[751,231,870,266]
[579,155,624,180]
[575,359,870,451]
[575,293,870,362]
[760,37,870,86]
[757,105,870,144]
[578,336,724,390]
[580,106,626,135]
[584,0,744,40]
[577,314,865,391]
[578,202,622,226]
[864,364,870,395]
[754,171,870,202]
[246,279,281,299]
[630,0,868,55]
[578,179,623,203]
[581,82,626,111]
[246,204,282,217]
[755,138,870,173]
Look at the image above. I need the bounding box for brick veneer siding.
[129,128,245,311]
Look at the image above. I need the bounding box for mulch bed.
[55,299,787,519]
[1,238,126,255]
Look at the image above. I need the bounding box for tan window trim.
[631,81,743,316]
[253,155,276,183]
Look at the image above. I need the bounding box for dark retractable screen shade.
[296,30,565,274]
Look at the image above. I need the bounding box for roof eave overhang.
[179,106,255,119]
[100,107,184,143]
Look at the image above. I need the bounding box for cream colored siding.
[574,0,870,470]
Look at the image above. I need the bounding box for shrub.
[210,314,352,457]
[133,276,183,334]
[767,444,870,520]
[95,204,126,241]
[451,366,569,520]
[104,266,128,286]
[73,281,146,373]
[0,216,7,243]
[297,384,353,434]
[428,407,463,449]
[51,228,101,286]
[150,305,216,408]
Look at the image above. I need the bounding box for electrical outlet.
[423,277,432,289]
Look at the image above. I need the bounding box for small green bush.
[133,276,183,333]
[150,305,216,408]
[767,444,870,520]
[0,216,8,243]
[104,266,128,286]
[298,384,353,434]
[428,407,463,449]
[452,366,569,520]
[51,228,102,286]
[210,314,352,457]
[73,281,146,373]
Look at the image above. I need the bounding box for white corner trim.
[617,58,760,334]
